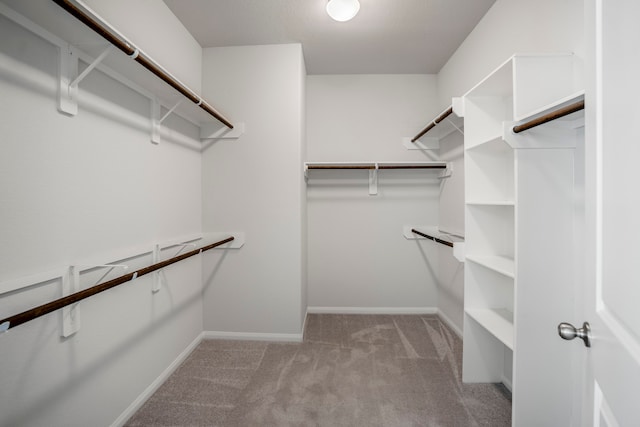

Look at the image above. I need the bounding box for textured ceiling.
[163,0,496,75]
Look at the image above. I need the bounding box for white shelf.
[514,90,585,123]
[465,255,515,278]
[466,200,515,206]
[0,1,228,128]
[466,308,514,350]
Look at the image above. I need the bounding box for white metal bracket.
[151,100,161,144]
[58,45,113,116]
[61,263,128,337]
[58,44,79,115]
[439,163,453,179]
[61,266,81,338]
[152,244,163,293]
[444,117,464,136]
[369,163,378,195]
[152,242,197,292]
[151,98,185,144]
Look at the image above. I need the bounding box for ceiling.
[163,0,496,75]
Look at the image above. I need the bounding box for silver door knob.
[558,321,591,347]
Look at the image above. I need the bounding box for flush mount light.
[326,0,360,22]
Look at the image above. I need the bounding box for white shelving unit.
[458,54,584,425]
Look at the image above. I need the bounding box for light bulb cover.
[326,0,360,22]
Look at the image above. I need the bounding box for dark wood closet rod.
[512,100,584,134]
[0,236,234,332]
[308,164,375,170]
[411,106,454,142]
[411,228,454,248]
[51,0,234,129]
[378,164,446,169]
[307,164,447,170]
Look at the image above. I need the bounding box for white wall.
[0,5,206,426]
[201,44,306,337]
[435,0,585,333]
[438,0,584,107]
[306,75,443,311]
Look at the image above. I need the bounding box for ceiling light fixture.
[326,0,360,22]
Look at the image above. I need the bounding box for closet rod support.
[69,45,113,88]
[159,99,184,124]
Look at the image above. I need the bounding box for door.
[579,0,640,425]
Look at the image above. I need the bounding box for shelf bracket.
[69,45,113,89]
[445,118,464,136]
[439,163,453,179]
[58,45,113,116]
[151,98,185,145]
[61,266,81,338]
[369,163,378,195]
[151,100,161,144]
[58,44,78,115]
[61,263,129,337]
[152,244,163,293]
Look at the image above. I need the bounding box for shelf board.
[465,255,515,278]
[1,1,225,127]
[466,308,514,350]
[466,200,515,206]
[514,90,585,124]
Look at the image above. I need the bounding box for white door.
[577,0,640,425]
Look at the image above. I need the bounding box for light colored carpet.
[125,314,511,426]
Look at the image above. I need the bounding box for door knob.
[558,321,591,347]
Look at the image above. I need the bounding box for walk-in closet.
[1,0,639,426]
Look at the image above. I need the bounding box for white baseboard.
[436,309,463,338]
[501,375,513,392]
[307,306,438,315]
[202,330,303,342]
[111,332,203,427]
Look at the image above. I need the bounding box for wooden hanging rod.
[411,228,454,248]
[512,100,584,134]
[307,164,375,170]
[0,236,234,332]
[377,164,446,170]
[306,163,447,170]
[51,0,234,129]
[411,106,454,142]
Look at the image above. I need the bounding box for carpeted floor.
[125,314,511,426]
